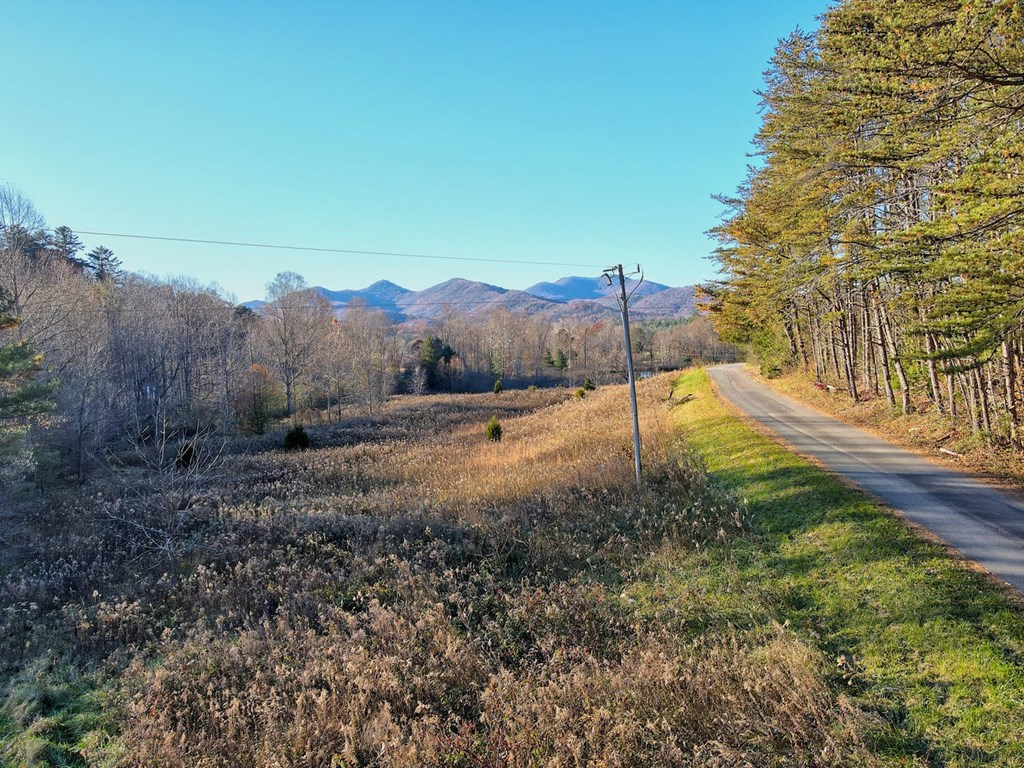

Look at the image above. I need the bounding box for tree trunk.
[959,371,980,433]
[828,321,842,382]
[871,294,896,407]
[792,303,810,373]
[1008,338,1021,446]
[838,312,859,401]
[877,300,910,413]
[861,286,874,396]
[923,332,945,415]
[809,308,824,382]
[974,367,992,436]
[947,373,956,421]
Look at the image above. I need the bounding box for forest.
[0,184,730,495]
[706,0,1024,444]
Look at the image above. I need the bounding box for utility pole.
[604,264,643,489]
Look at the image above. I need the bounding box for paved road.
[708,363,1024,592]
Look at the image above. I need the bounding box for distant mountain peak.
[431,277,507,293]
[365,279,408,292]
[246,275,695,324]
[525,275,670,303]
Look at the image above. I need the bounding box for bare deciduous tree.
[335,300,399,415]
[262,272,332,416]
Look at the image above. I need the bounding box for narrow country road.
[708,363,1024,593]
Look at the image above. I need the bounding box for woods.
[707,0,1024,444]
[0,185,730,492]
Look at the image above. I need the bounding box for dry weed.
[2,376,874,766]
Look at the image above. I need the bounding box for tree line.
[707,0,1024,444]
[1,185,731,488]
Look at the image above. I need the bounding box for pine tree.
[709,0,1024,440]
[0,302,55,457]
[86,245,122,283]
[50,225,87,270]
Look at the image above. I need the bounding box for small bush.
[582,377,596,391]
[493,378,503,395]
[574,387,587,399]
[485,416,502,442]
[283,424,311,451]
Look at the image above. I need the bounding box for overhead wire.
[66,229,607,269]
[11,228,694,315]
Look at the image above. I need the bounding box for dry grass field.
[0,376,873,767]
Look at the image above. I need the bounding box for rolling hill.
[246,275,698,324]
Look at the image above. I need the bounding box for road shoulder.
[729,364,1024,505]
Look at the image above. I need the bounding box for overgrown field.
[1,378,877,766]
[672,368,1024,767]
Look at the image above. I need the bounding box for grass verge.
[670,368,1024,767]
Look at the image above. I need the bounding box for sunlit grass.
[672,367,1024,766]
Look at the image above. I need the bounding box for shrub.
[493,378,503,395]
[283,424,311,451]
[574,387,586,399]
[582,377,596,391]
[485,416,502,442]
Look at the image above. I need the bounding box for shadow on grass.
[673,369,1024,767]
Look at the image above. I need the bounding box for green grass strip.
[670,368,1024,767]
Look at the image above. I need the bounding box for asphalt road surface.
[708,363,1024,593]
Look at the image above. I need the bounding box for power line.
[68,229,605,269]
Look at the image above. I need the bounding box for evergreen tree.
[418,336,456,390]
[709,0,1024,440]
[0,299,55,458]
[86,245,122,283]
[50,225,87,270]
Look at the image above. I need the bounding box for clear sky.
[3,1,825,301]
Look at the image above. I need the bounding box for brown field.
[2,377,873,767]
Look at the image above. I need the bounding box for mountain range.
[245,275,698,324]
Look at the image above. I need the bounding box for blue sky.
[3,1,825,301]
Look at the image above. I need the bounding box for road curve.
[708,363,1024,592]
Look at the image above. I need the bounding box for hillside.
[5,374,1021,764]
[0,378,861,764]
[394,278,554,321]
[247,275,698,323]
[524,275,670,303]
[630,285,698,319]
[316,280,411,319]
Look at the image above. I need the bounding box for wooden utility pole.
[605,264,642,489]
